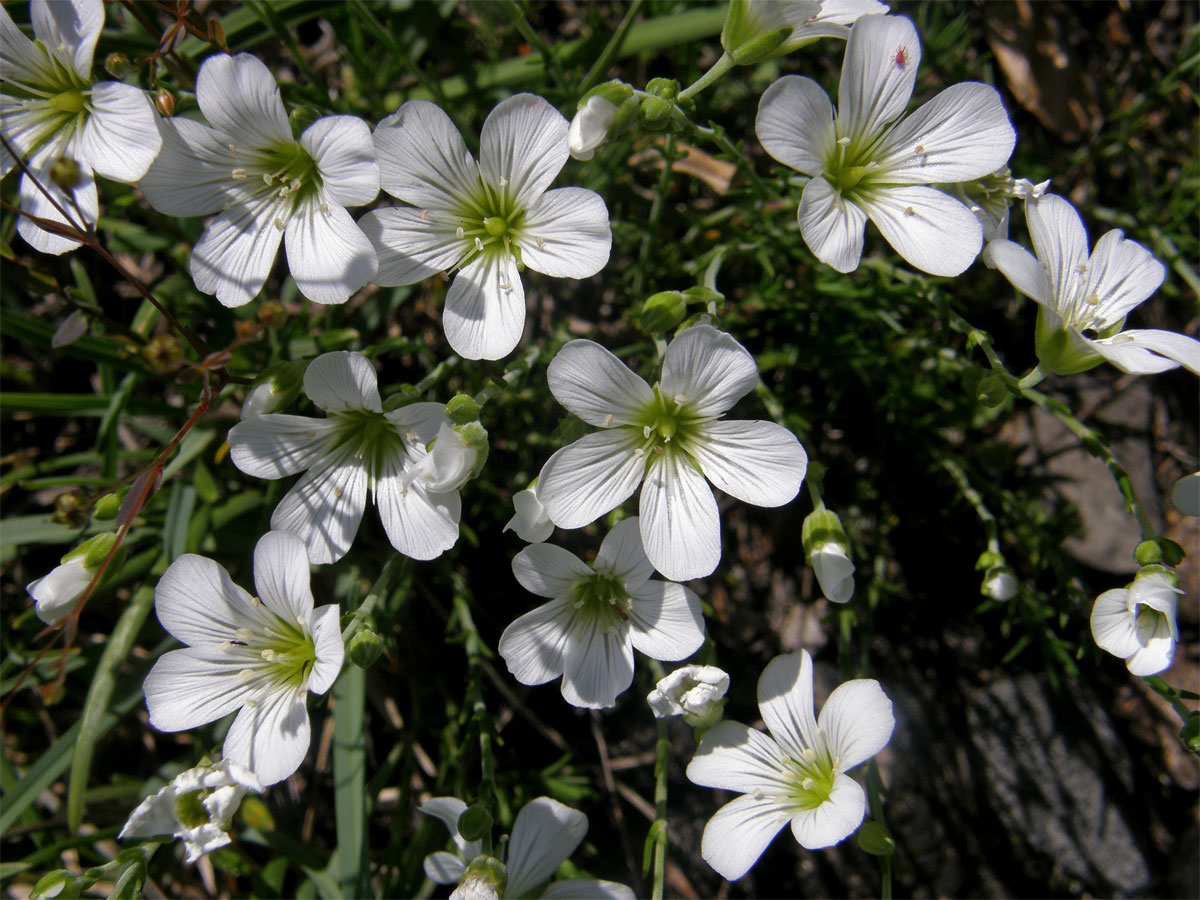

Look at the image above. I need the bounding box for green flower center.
[328,407,410,486]
[781,744,838,810]
[627,385,710,473]
[453,177,528,270]
[48,89,85,114]
[233,142,324,228]
[571,573,631,628]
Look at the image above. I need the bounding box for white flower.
[567,95,618,161]
[1091,571,1182,676]
[408,422,478,494]
[228,351,461,564]
[810,541,855,604]
[0,0,161,254]
[143,531,344,786]
[755,14,1016,276]
[359,95,612,360]
[119,759,262,863]
[503,486,554,543]
[724,0,889,58]
[26,532,119,624]
[499,517,705,709]
[989,193,1200,376]
[537,324,807,582]
[138,53,379,307]
[647,665,730,728]
[981,567,1018,601]
[687,649,894,881]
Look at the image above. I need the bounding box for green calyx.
[257,142,322,207]
[783,745,837,809]
[49,89,86,114]
[571,574,631,626]
[329,407,407,484]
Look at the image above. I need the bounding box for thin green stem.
[678,52,735,101]
[633,132,679,297]
[1145,675,1195,725]
[864,759,893,900]
[453,575,497,856]
[578,0,644,95]
[340,554,405,644]
[940,457,1001,554]
[651,717,670,900]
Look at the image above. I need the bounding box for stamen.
[238,669,255,682]
[261,649,277,661]
[474,237,484,251]
[456,226,465,239]
[643,425,653,439]
[421,209,429,219]
[673,394,686,405]
[235,628,254,642]
[231,168,247,179]
[536,236,545,249]
[274,217,286,230]
[603,414,613,426]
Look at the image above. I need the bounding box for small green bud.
[242,361,305,418]
[31,870,84,900]
[640,95,674,126]
[154,88,176,118]
[681,285,724,306]
[348,625,384,669]
[645,78,680,101]
[640,291,687,334]
[446,393,482,426]
[1134,538,1184,567]
[729,26,792,66]
[457,803,493,843]
[975,372,1008,408]
[92,489,126,521]
[581,79,633,109]
[1180,711,1200,753]
[855,820,896,856]
[63,532,118,569]
[104,52,131,79]
[49,156,82,192]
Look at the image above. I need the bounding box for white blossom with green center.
[989,193,1200,377]
[687,650,895,881]
[143,532,344,786]
[499,518,704,709]
[228,351,462,565]
[138,52,379,307]
[0,0,161,254]
[360,95,612,360]
[755,13,1015,276]
[536,324,807,582]
[1091,571,1183,677]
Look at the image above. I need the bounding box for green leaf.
[331,664,367,897]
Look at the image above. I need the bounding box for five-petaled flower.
[139,53,379,307]
[499,517,705,709]
[360,94,612,360]
[143,531,344,786]
[228,350,462,565]
[687,649,894,881]
[1091,570,1183,677]
[0,0,161,254]
[755,14,1015,275]
[536,324,807,582]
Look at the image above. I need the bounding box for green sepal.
[446,392,482,426]
[729,26,792,66]
[1135,538,1184,568]
[640,292,688,334]
[92,489,127,521]
[855,820,896,856]
[62,532,119,569]
[801,509,848,562]
[1033,307,1104,375]
[457,804,494,843]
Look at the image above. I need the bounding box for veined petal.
[838,14,920,140]
[756,75,835,178]
[517,186,611,278]
[284,200,378,305]
[358,207,466,286]
[32,0,102,81]
[1025,193,1089,317]
[420,797,469,847]
[687,720,791,792]
[547,340,654,427]
[640,450,721,582]
[498,596,574,686]
[303,350,382,413]
[373,100,479,210]
[375,459,461,561]
[798,176,868,273]
[662,324,759,418]
[302,115,379,208]
[699,793,794,882]
[756,650,820,761]
[143,646,257,732]
[512,543,592,599]
[788,773,866,849]
[478,93,568,208]
[228,414,339,479]
[542,879,636,900]
[195,53,291,152]
[594,516,653,589]
[252,531,314,624]
[814,0,890,26]
[424,852,465,885]
[560,615,634,708]
[270,446,369,564]
[505,797,588,899]
[154,553,260,646]
[1085,229,1166,325]
[1087,333,1190,375]
[539,430,645,529]
[627,580,705,661]
[1,4,54,86]
[1,95,57,164]
[817,678,894,770]
[222,685,310,786]
[1126,615,1176,676]
[1090,588,1140,660]
[857,184,982,276]
[443,251,526,361]
[876,82,1015,183]
[189,193,284,307]
[307,604,344,694]
[138,116,233,217]
[384,401,449,445]
[687,419,807,507]
[18,156,96,255]
[988,239,1051,305]
[78,81,161,182]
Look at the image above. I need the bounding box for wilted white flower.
[1091,570,1182,676]
[647,664,730,728]
[503,486,554,544]
[408,422,479,494]
[568,95,619,161]
[26,532,119,623]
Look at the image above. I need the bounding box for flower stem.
[578,0,645,96]
[1145,675,1197,725]
[864,759,894,900]
[650,717,670,900]
[678,52,735,101]
[940,457,1001,554]
[453,574,497,854]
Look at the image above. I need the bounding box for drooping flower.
[138,53,379,307]
[119,758,262,863]
[988,193,1200,376]
[981,566,1018,601]
[359,95,612,360]
[536,324,807,582]
[802,509,855,604]
[407,422,484,494]
[227,351,461,564]
[503,485,554,544]
[568,95,619,161]
[722,0,889,64]
[1091,570,1183,676]
[499,517,705,709]
[143,531,344,786]
[647,664,730,729]
[755,14,1016,275]
[0,0,161,254]
[687,649,895,881]
[26,532,122,623]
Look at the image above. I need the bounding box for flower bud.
[52,489,88,527]
[27,533,120,624]
[456,803,493,843]
[975,372,1008,408]
[855,820,895,856]
[728,26,792,66]
[410,423,483,493]
[92,489,126,521]
[348,622,384,669]
[802,509,854,604]
[154,88,176,118]
[647,665,729,730]
[450,856,505,900]
[503,486,553,543]
[31,870,84,900]
[981,566,1018,601]
[445,392,482,426]
[104,52,131,78]
[640,291,687,334]
[241,361,305,419]
[569,95,619,161]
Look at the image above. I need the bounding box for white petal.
[1090,589,1140,660]
[687,420,807,507]
[1,4,53,85]
[1025,193,1089,315]
[0,94,56,164]
[661,324,759,418]
[798,176,867,273]
[384,401,449,443]
[190,194,283,307]
[1104,330,1200,375]
[517,187,611,278]
[373,100,478,209]
[358,207,465,286]
[420,796,469,842]
[32,0,102,80]
[988,239,1051,305]
[28,558,91,623]
[424,852,466,885]
[307,604,344,694]
[817,678,894,770]
[687,720,790,792]
[838,13,920,139]
[814,0,889,26]
[547,340,654,427]
[512,543,592,598]
[443,252,526,361]
[560,617,634,708]
[700,793,793,882]
[627,580,705,661]
[138,116,233,217]
[788,773,865,849]
[1085,229,1165,324]
[303,350,381,413]
[154,553,269,646]
[77,81,161,182]
[1126,617,1176,677]
[857,184,982,276]
[478,94,568,208]
[756,650,820,760]
[505,797,587,899]
[639,451,721,582]
[301,115,379,208]
[498,597,574,686]
[228,414,339,479]
[195,53,292,152]
[284,200,378,305]
[811,543,855,604]
[375,465,462,561]
[594,516,653,589]
[877,82,1015,183]
[270,447,369,565]
[1087,333,1189,375]
[18,154,96,255]
[538,431,645,529]
[143,647,256,732]
[252,531,314,623]
[542,879,636,900]
[504,488,554,543]
[756,75,835,178]
[223,687,311,786]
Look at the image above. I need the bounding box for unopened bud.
[348,625,384,669]
[31,869,84,900]
[640,291,687,334]
[975,372,1008,408]
[981,566,1018,601]
[104,52,131,79]
[154,88,176,117]
[1135,538,1184,568]
[92,489,126,521]
[241,361,305,419]
[445,393,482,426]
[52,489,88,527]
[855,820,895,856]
[456,803,493,843]
[729,26,791,65]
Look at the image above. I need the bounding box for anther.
[643,425,653,439]
[231,168,247,179]
[603,414,613,426]
[274,218,286,230]
[456,226,465,239]
[474,237,484,251]
[238,668,255,682]
[261,649,277,661]
[235,628,254,642]
[837,136,850,146]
